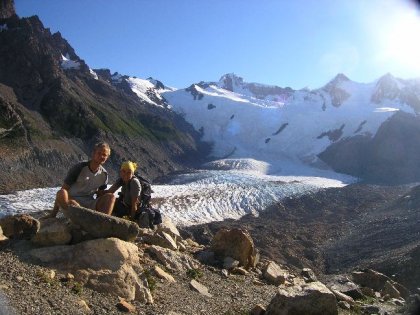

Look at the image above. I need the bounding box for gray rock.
[63,206,139,241]
[263,261,287,286]
[32,218,72,246]
[146,245,199,272]
[143,231,178,251]
[266,281,338,315]
[189,279,212,297]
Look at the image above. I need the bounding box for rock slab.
[63,205,139,241]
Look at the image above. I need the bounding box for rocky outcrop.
[29,237,153,303]
[0,0,15,19]
[319,111,420,184]
[63,206,140,241]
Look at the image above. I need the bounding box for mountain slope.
[0,3,210,193]
[155,73,420,184]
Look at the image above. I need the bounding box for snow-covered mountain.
[109,72,420,183]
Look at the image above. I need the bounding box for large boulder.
[352,269,409,299]
[32,218,72,246]
[29,237,152,303]
[266,281,338,315]
[63,206,139,241]
[210,228,258,269]
[351,269,391,292]
[0,214,40,240]
[146,245,200,272]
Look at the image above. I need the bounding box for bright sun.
[381,9,420,72]
[386,14,420,69]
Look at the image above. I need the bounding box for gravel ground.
[0,240,280,315]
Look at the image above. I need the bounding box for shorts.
[72,196,98,210]
[112,199,130,218]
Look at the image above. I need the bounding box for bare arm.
[130,195,138,220]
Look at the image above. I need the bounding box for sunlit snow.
[61,53,80,70]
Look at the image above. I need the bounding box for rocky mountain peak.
[218,73,244,91]
[322,73,351,107]
[0,0,15,19]
[327,73,350,87]
[371,72,401,103]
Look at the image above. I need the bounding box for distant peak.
[330,73,350,84]
[378,72,396,82]
[218,73,244,92]
[0,0,15,19]
[147,77,165,90]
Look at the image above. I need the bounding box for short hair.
[93,141,111,154]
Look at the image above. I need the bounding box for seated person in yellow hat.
[106,161,141,220]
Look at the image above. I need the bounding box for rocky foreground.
[0,185,420,314]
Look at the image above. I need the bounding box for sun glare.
[386,12,420,69]
[375,3,420,74]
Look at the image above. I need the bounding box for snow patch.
[89,68,98,80]
[61,53,80,70]
[374,107,400,113]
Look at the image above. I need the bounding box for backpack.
[133,172,153,209]
[131,173,162,226]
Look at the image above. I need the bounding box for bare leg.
[95,193,116,215]
[46,189,74,218]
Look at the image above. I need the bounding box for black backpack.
[133,172,153,209]
[122,173,162,226]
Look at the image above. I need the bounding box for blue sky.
[15,0,420,89]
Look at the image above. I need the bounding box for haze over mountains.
[1,0,420,193]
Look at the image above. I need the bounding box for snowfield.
[0,158,355,226]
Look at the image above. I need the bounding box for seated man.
[46,141,116,218]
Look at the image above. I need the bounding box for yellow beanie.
[120,161,137,172]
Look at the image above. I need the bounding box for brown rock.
[154,265,176,283]
[0,214,40,240]
[116,298,136,313]
[211,228,258,269]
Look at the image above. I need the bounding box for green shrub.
[186,268,203,279]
